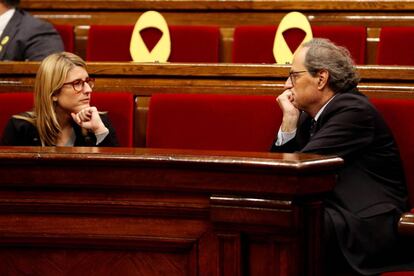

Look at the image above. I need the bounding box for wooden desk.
[0,146,342,275]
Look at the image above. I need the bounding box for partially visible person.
[271,38,412,275]
[0,0,64,61]
[1,52,118,146]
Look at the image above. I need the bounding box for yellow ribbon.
[273,12,313,64]
[130,11,171,62]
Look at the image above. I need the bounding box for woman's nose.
[83,82,93,93]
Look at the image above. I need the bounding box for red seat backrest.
[90,92,135,147]
[232,25,366,64]
[87,25,220,62]
[377,27,414,65]
[54,25,75,53]
[370,98,414,205]
[0,93,34,141]
[0,92,134,147]
[146,94,281,151]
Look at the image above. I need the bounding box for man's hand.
[71,106,108,134]
[276,90,300,132]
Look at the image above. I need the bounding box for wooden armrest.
[398,211,414,236]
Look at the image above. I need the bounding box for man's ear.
[317,69,329,90]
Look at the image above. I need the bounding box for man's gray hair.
[302,38,360,93]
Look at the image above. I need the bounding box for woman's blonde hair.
[21,52,87,146]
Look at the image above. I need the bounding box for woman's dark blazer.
[271,88,410,274]
[0,113,118,146]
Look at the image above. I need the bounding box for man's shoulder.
[15,9,54,31]
[331,90,372,109]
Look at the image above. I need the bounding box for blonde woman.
[1,52,118,146]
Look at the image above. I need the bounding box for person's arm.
[72,107,119,146]
[270,90,300,152]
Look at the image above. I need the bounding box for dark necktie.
[309,119,317,137]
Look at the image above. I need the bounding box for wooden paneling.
[19,0,414,63]
[0,146,343,276]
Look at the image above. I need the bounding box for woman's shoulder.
[8,112,36,131]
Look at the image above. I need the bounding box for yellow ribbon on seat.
[130,11,171,62]
[273,12,313,64]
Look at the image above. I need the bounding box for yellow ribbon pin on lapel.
[1,36,9,46]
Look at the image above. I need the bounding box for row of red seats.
[56,24,414,65]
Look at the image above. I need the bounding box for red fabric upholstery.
[382,272,414,276]
[372,98,414,276]
[377,27,414,65]
[370,98,414,206]
[90,92,134,147]
[0,92,134,147]
[54,25,75,53]
[232,25,366,64]
[146,94,281,151]
[0,92,34,141]
[87,25,220,62]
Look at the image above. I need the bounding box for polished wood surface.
[19,0,414,11]
[0,146,342,276]
[2,62,414,96]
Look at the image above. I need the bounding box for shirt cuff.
[95,129,109,145]
[274,127,296,146]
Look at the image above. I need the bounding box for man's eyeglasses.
[288,70,307,86]
[62,77,95,93]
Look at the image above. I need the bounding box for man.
[271,38,410,275]
[0,0,63,61]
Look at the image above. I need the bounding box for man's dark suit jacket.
[0,113,118,146]
[0,9,64,61]
[271,88,410,274]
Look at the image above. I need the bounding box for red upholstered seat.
[87,25,220,62]
[377,27,414,65]
[146,94,281,151]
[382,272,414,276]
[91,92,134,147]
[371,98,414,276]
[232,25,366,64]
[0,92,134,147]
[54,25,75,53]
[0,92,34,141]
[371,98,414,206]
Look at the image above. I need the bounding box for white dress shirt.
[0,8,15,38]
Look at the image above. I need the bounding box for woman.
[1,52,118,146]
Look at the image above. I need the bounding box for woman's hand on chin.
[71,106,108,134]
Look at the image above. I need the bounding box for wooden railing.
[19,0,414,64]
[0,146,343,276]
